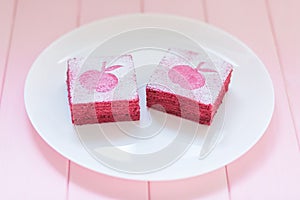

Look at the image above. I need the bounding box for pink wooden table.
[1,0,299,199]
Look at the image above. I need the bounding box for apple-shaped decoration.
[168,62,217,90]
[79,61,123,92]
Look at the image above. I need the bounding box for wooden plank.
[267,0,300,148]
[144,0,204,19]
[149,170,229,200]
[0,0,78,199]
[80,0,141,25]
[144,0,229,199]
[68,163,148,200]
[0,0,15,102]
[206,0,300,199]
[67,1,149,199]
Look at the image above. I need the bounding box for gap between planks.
[0,0,18,109]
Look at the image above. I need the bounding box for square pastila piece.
[67,55,140,125]
[146,49,233,125]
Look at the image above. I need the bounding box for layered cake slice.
[146,49,233,125]
[67,55,140,125]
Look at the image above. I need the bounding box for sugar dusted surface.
[68,55,138,104]
[147,49,233,105]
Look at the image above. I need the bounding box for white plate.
[24,14,274,181]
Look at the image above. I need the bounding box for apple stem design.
[100,61,123,72]
[101,61,107,72]
[79,61,124,93]
[105,64,123,71]
[196,62,218,73]
[196,62,206,70]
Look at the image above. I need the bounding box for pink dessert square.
[146,49,233,125]
[67,55,140,125]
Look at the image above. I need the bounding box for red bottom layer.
[70,99,140,125]
[146,70,232,125]
[146,88,212,125]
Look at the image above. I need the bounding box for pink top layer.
[68,55,138,104]
[147,49,233,105]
